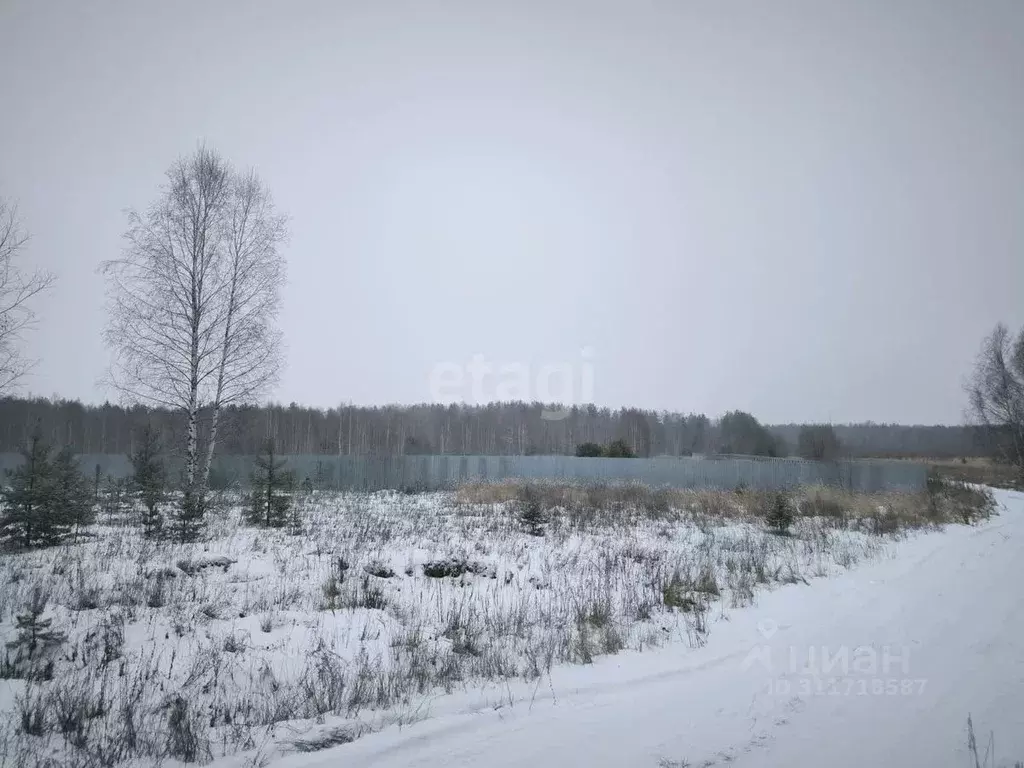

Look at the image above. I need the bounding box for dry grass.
[966,714,1023,768]
[456,481,523,505]
[459,482,746,522]
[897,457,1023,491]
[455,480,986,534]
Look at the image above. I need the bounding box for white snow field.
[248,489,1024,768]
[0,484,1017,767]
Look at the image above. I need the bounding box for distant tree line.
[0,396,995,460]
[769,422,994,460]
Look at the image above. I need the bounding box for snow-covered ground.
[0,484,1014,767]
[257,488,1024,768]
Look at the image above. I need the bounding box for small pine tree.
[314,459,330,490]
[102,475,131,524]
[765,491,794,535]
[131,424,166,537]
[50,447,94,543]
[274,469,295,521]
[0,432,56,549]
[575,442,604,458]
[287,492,304,536]
[176,488,207,543]
[5,588,66,678]
[518,484,547,536]
[249,438,293,528]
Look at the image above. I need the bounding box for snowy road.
[282,489,1024,768]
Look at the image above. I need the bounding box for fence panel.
[0,452,927,493]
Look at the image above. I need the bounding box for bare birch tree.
[0,199,55,394]
[966,323,1024,474]
[102,146,286,519]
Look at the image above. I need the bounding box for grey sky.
[1,0,1021,424]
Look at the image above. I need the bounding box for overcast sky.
[1,0,1021,424]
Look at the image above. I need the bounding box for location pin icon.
[758,619,778,639]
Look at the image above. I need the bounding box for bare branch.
[0,198,56,394]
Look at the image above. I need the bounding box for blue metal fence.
[0,452,927,493]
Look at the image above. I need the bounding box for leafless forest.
[0,396,994,459]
